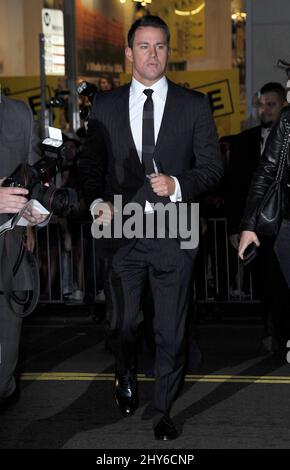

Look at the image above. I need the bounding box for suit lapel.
[255,126,262,158]
[114,84,143,173]
[114,80,181,175]
[153,80,181,170]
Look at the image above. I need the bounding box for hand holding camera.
[1,127,79,219]
[0,183,29,214]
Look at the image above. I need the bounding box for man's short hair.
[260,82,286,102]
[127,15,170,48]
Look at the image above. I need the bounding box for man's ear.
[125,46,133,63]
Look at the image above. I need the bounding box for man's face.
[125,26,169,86]
[257,91,285,127]
[99,78,112,91]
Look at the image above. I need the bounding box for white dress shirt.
[90,76,182,215]
[260,126,272,155]
[129,76,182,212]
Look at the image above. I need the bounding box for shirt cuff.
[90,198,104,218]
[169,176,182,202]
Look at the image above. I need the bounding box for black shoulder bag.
[256,120,290,237]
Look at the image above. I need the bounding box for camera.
[2,127,79,217]
[49,88,70,108]
[77,81,98,121]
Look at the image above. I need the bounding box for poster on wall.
[151,0,205,61]
[76,0,125,78]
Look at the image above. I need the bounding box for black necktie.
[142,89,155,175]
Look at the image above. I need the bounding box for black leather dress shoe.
[0,388,20,413]
[154,415,179,441]
[114,372,138,417]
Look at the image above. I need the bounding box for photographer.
[0,95,48,412]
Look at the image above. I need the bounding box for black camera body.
[77,81,98,121]
[2,132,78,217]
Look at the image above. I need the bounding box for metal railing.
[196,218,260,303]
[35,218,261,305]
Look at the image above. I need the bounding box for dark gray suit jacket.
[80,79,223,253]
[0,96,40,290]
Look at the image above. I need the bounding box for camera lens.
[51,189,70,216]
[79,105,90,121]
[30,183,78,217]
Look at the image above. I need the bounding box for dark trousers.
[0,295,22,397]
[274,219,290,289]
[258,233,290,343]
[107,237,196,416]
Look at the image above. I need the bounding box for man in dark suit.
[225,82,289,350]
[0,94,47,412]
[80,15,223,440]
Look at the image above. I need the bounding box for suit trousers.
[0,294,22,397]
[108,236,196,415]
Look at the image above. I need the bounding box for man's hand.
[91,201,117,226]
[238,230,260,260]
[229,233,240,250]
[22,206,49,226]
[149,174,176,197]
[0,184,29,214]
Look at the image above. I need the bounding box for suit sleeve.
[224,135,247,234]
[21,102,41,165]
[176,95,224,201]
[78,104,108,208]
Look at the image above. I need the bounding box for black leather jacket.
[240,106,290,232]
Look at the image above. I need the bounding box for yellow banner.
[120,69,241,137]
[1,70,241,137]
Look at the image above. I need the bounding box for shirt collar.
[261,126,272,138]
[131,76,168,102]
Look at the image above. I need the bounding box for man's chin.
[141,74,163,85]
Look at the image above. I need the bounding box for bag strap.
[0,233,40,318]
[275,120,290,183]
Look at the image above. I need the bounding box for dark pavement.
[1,304,290,449]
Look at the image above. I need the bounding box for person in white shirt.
[79,15,223,440]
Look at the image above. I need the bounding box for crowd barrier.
[35,218,261,305]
